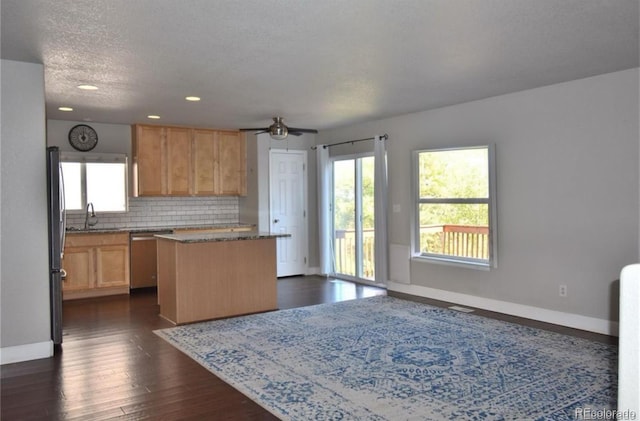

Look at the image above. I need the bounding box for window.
[413,145,496,268]
[61,152,128,212]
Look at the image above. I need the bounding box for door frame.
[268,148,309,277]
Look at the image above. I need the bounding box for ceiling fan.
[240,117,318,140]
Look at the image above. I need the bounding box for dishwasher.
[130,231,172,289]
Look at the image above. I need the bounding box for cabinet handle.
[273,219,279,224]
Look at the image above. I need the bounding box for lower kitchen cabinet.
[130,234,160,289]
[63,232,130,300]
[62,247,94,291]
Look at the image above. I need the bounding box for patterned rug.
[154,296,617,420]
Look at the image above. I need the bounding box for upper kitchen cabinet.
[192,129,247,196]
[166,127,192,196]
[192,129,217,195]
[133,125,166,196]
[132,124,246,197]
[216,130,247,196]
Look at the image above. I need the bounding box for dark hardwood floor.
[1,276,384,420]
[1,276,614,420]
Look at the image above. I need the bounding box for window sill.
[411,254,492,271]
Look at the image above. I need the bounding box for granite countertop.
[154,231,290,243]
[65,223,255,234]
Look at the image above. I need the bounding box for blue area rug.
[154,296,617,420]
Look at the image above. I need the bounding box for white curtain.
[317,145,333,275]
[374,136,389,284]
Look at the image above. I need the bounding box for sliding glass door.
[332,155,375,281]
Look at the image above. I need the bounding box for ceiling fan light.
[270,117,288,140]
[270,127,288,140]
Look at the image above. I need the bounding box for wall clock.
[68,124,98,151]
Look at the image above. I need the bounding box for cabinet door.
[133,125,166,196]
[95,244,130,288]
[166,127,192,195]
[216,131,247,196]
[192,129,217,195]
[62,247,94,291]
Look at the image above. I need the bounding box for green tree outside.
[418,148,488,227]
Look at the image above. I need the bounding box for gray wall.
[1,60,51,360]
[318,68,639,325]
[47,119,131,154]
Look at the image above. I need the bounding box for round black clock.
[68,124,98,151]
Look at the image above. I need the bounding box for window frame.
[411,144,497,269]
[60,152,129,214]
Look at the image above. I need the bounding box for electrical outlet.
[559,284,567,297]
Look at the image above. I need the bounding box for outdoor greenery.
[418,147,490,257]
[418,147,489,226]
[333,157,375,231]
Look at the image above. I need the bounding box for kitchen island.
[155,231,287,324]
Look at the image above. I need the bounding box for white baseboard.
[387,281,619,336]
[1,340,53,365]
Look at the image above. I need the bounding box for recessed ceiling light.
[58,106,73,111]
[185,96,201,102]
[77,84,98,90]
[147,115,161,119]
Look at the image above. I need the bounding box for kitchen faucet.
[84,202,98,229]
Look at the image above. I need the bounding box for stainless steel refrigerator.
[47,146,66,345]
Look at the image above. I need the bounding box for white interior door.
[269,150,308,277]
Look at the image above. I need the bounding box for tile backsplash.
[66,196,239,229]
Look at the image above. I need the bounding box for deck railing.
[334,224,489,277]
[333,228,376,279]
[419,224,489,260]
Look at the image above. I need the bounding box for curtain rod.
[311,133,388,150]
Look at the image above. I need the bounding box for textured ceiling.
[1,0,638,131]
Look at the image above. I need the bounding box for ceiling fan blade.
[288,132,304,136]
[287,127,318,134]
[239,127,269,132]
